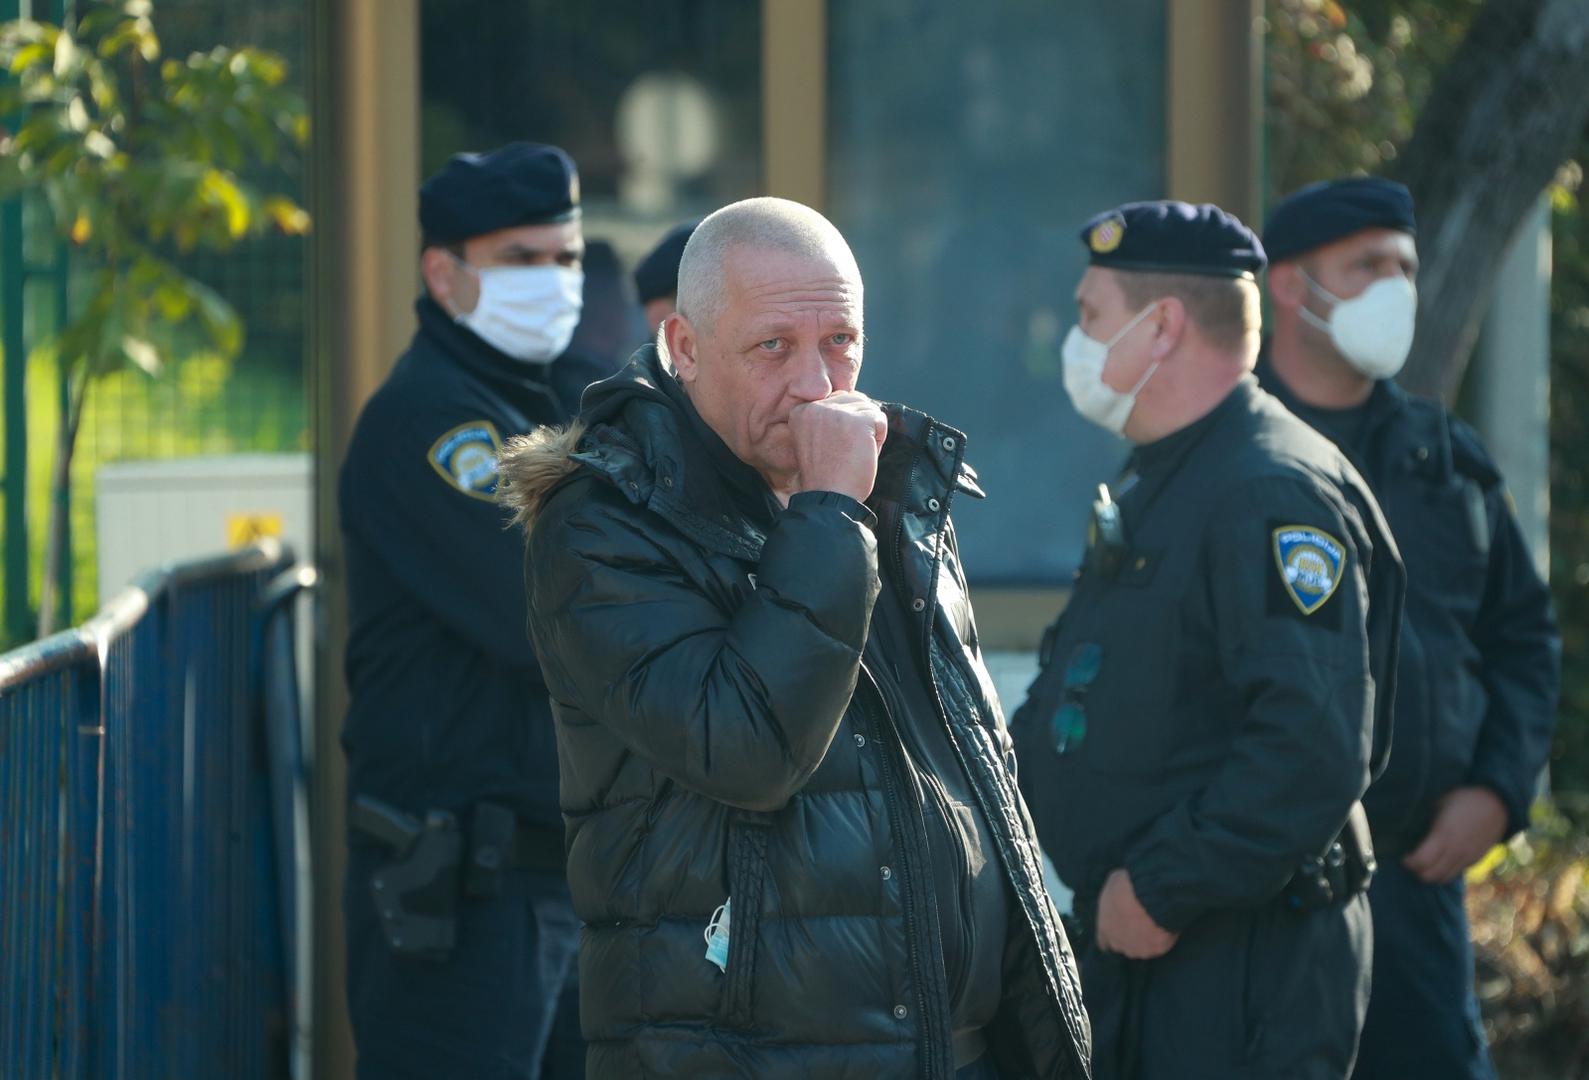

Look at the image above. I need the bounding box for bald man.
[500,198,1091,1079]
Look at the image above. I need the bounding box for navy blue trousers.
[1081,898,1371,1080]
[1351,860,1496,1080]
[345,844,583,1080]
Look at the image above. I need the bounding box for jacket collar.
[1131,374,1255,477]
[414,295,576,409]
[655,362,784,532]
[1254,340,1451,481]
[1254,339,1404,442]
[568,345,983,563]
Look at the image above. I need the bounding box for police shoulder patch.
[428,420,504,501]
[1272,524,1345,616]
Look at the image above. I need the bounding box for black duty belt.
[462,801,565,891]
[1066,801,1378,944]
[1280,801,1376,913]
[504,819,565,872]
[350,795,567,962]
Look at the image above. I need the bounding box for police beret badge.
[1079,202,1265,277]
[429,420,504,501]
[1272,525,1345,615]
[1088,215,1126,255]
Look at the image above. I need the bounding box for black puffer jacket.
[501,346,1091,1079]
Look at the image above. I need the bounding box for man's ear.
[421,247,458,313]
[664,313,700,384]
[1150,298,1186,360]
[1267,264,1305,312]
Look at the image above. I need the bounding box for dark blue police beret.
[633,220,699,304]
[1079,201,1266,280]
[1262,178,1416,265]
[419,142,581,246]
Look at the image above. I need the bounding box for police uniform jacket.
[1258,353,1560,853]
[339,296,610,827]
[1013,377,1405,933]
[499,346,1092,1080]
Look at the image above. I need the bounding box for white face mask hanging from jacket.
[1061,302,1161,436]
[1297,269,1417,381]
[451,257,585,363]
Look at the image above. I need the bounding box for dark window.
[827,2,1167,584]
[421,0,764,358]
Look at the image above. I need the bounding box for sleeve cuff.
[1125,849,1201,934]
[786,490,878,529]
[1466,769,1532,839]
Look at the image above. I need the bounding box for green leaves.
[119,335,158,376]
[262,194,310,236]
[1265,0,1481,196]
[191,278,243,357]
[42,252,245,388]
[52,26,79,78]
[197,168,249,239]
[0,5,307,386]
[94,11,158,63]
[8,40,51,77]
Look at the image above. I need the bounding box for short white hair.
[675,197,862,333]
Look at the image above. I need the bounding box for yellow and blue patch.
[1272,524,1345,616]
[429,420,504,501]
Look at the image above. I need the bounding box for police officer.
[1257,178,1561,1080]
[1012,201,1406,1080]
[339,142,603,1079]
[631,218,698,334]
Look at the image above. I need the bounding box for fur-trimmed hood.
[495,345,682,536]
[497,420,586,533]
[497,345,776,555]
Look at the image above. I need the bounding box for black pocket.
[1410,482,1489,625]
[718,811,772,1028]
[1238,910,1268,1060]
[1076,629,1173,778]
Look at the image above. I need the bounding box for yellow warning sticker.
[226,512,284,549]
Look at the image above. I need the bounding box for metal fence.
[0,540,313,1079]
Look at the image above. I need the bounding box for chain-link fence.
[0,0,309,647]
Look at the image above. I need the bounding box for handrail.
[260,560,319,616]
[0,538,307,1078]
[0,625,95,687]
[0,539,286,690]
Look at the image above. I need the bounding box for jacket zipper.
[907,471,1093,1075]
[888,428,1086,1073]
[928,639,1091,1075]
[933,769,975,1011]
[858,661,954,1079]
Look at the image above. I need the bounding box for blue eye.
[830,333,853,346]
[758,338,783,351]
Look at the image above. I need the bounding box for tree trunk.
[36,369,87,638]
[1393,0,1589,403]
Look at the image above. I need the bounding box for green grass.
[0,345,305,646]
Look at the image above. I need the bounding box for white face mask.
[1298,270,1417,380]
[1061,303,1161,436]
[453,259,585,363]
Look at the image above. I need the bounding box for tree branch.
[1393,0,1589,402]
